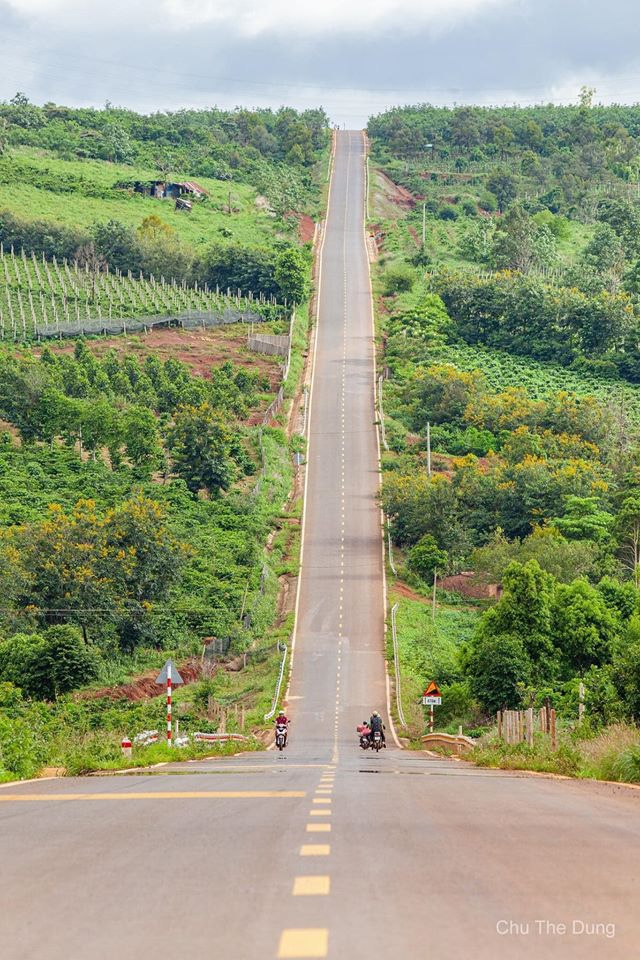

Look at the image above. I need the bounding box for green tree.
[482,560,556,672]
[613,614,640,719]
[467,631,531,713]
[552,496,614,543]
[407,535,448,584]
[552,580,618,675]
[92,220,142,274]
[0,626,98,700]
[274,247,309,304]
[486,169,518,211]
[167,403,235,496]
[122,406,163,474]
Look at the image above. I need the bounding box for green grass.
[388,586,479,740]
[0,148,284,250]
[471,722,640,784]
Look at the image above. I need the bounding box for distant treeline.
[0,95,329,177]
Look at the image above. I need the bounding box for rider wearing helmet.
[369,710,386,747]
[275,711,290,745]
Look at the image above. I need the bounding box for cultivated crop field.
[430,340,640,425]
[0,244,281,340]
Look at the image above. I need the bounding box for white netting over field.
[0,245,283,340]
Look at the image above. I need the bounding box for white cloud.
[166,0,511,35]
[5,0,512,35]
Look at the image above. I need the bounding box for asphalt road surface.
[2,131,639,960]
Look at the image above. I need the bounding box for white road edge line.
[362,129,402,751]
[284,128,336,707]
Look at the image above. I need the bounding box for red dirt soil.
[298,214,316,244]
[78,659,203,702]
[377,170,415,209]
[47,327,281,387]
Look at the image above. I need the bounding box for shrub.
[0,627,98,700]
[382,263,416,295]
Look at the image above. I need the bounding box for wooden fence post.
[518,711,524,744]
[550,709,557,750]
[497,710,503,740]
[525,708,534,747]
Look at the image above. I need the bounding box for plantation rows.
[0,245,279,340]
[431,340,640,426]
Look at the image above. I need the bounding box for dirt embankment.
[78,659,202,702]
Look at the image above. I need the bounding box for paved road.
[2,132,640,960]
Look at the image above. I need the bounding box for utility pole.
[422,202,426,246]
[432,569,437,623]
[426,421,432,477]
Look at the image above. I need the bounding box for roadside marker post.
[121,737,132,759]
[155,659,184,747]
[422,681,442,734]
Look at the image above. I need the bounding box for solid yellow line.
[278,928,328,958]
[0,791,306,803]
[292,876,331,896]
[306,823,331,832]
[300,845,330,856]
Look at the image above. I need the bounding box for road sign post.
[422,681,442,734]
[155,659,184,747]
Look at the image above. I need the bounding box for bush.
[0,626,99,700]
[382,263,416,295]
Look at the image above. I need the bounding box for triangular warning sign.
[423,681,441,698]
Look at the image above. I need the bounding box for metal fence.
[34,307,267,341]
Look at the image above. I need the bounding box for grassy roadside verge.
[470,723,640,784]
[386,584,481,744]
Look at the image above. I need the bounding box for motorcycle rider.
[275,711,290,746]
[357,719,372,747]
[369,710,386,748]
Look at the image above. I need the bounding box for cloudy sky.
[1,0,640,125]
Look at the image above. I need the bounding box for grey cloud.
[0,0,639,126]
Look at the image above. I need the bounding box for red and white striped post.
[429,704,434,734]
[166,660,172,747]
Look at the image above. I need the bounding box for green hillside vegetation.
[0,96,328,295]
[0,150,278,249]
[371,99,640,779]
[0,335,300,779]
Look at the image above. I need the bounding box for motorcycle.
[357,724,371,750]
[371,730,384,752]
[275,723,288,751]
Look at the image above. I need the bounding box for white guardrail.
[387,517,397,577]
[391,602,407,728]
[264,641,289,721]
[378,374,389,452]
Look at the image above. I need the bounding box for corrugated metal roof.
[180,181,208,195]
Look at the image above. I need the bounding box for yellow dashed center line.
[299,844,331,856]
[278,929,328,958]
[292,876,331,897]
